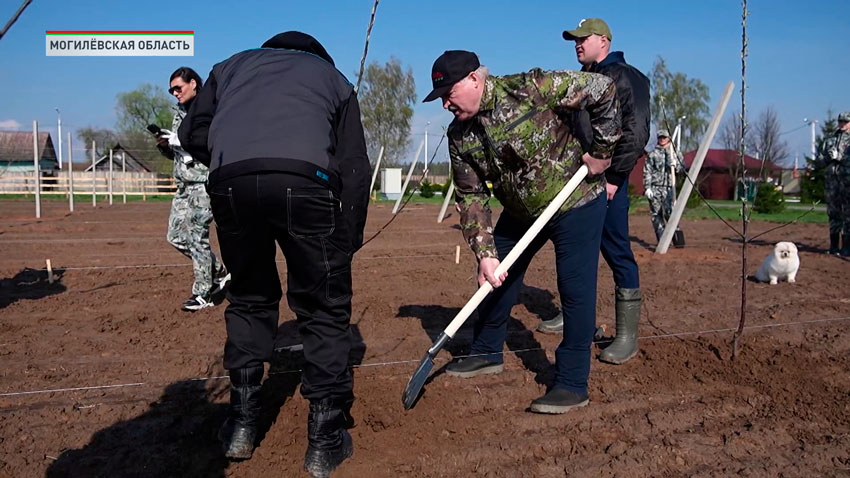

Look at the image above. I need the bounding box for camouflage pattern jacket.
[448,69,621,260]
[814,130,850,181]
[167,103,209,184]
[643,144,685,191]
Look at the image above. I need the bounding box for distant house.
[0,131,59,173]
[629,148,778,200]
[86,143,155,173]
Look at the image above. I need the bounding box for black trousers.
[208,172,353,403]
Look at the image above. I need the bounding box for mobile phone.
[147,124,163,136]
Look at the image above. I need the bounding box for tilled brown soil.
[0,199,848,477]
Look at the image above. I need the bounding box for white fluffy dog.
[755,241,800,284]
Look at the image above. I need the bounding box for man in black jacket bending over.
[179,31,370,476]
[538,18,650,366]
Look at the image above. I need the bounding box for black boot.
[829,232,840,255]
[218,365,263,460]
[598,288,641,365]
[304,397,354,478]
[841,234,850,257]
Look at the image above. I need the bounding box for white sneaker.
[182,295,213,311]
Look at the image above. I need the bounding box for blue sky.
[1,0,848,167]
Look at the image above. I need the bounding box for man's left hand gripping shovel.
[402,165,590,410]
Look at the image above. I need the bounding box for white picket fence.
[0,170,177,197]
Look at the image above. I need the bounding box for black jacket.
[574,51,650,187]
[179,32,371,251]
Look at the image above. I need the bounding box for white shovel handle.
[443,164,590,338]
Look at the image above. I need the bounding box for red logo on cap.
[432,72,444,82]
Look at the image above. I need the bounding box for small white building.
[380,167,402,200]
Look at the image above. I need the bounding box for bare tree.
[750,107,789,169]
[720,111,751,197]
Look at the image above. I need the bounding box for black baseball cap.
[423,50,480,103]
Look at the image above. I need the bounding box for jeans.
[471,193,606,394]
[600,182,639,289]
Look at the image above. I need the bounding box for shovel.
[402,164,590,409]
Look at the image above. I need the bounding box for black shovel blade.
[402,353,434,410]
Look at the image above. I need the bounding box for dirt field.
[1,198,849,478]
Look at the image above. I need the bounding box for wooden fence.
[0,170,177,198]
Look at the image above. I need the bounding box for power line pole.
[803,118,818,159]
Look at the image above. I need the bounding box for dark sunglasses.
[168,84,184,94]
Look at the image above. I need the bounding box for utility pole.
[803,118,818,159]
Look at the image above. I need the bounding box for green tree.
[357,57,416,167]
[753,182,785,213]
[76,126,118,159]
[649,57,711,152]
[115,83,173,132]
[801,111,837,203]
[418,179,435,198]
[114,84,175,173]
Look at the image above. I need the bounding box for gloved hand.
[645,188,654,201]
[162,129,181,148]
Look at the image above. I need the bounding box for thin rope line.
[1,316,847,399]
[27,253,458,273]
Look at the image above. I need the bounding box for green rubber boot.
[598,288,641,365]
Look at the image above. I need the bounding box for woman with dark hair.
[157,66,229,311]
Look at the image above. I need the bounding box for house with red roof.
[629,149,778,200]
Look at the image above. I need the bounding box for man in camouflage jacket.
[813,112,850,255]
[157,67,228,311]
[643,129,684,241]
[423,50,621,413]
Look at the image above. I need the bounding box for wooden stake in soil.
[437,180,455,223]
[656,82,734,254]
[393,140,424,214]
[368,146,384,199]
[46,259,54,284]
[455,245,460,264]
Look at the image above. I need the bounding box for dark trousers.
[209,172,353,403]
[600,183,639,289]
[472,194,606,395]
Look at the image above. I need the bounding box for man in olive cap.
[813,111,850,254]
[644,129,684,241]
[537,18,651,366]
[425,49,621,413]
